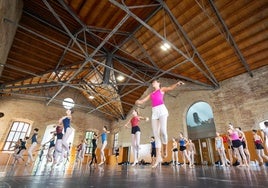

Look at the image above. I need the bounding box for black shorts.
[151,148,156,157]
[173,148,178,152]
[255,143,264,150]
[232,140,242,148]
[241,141,246,149]
[179,146,186,151]
[131,126,141,134]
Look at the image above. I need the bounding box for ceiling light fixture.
[161,42,171,51]
[88,95,94,100]
[117,75,125,82]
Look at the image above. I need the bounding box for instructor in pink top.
[136,79,184,168]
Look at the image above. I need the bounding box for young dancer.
[52,125,64,165]
[90,133,98,166]
[227,137,234,165]
[45,135,56,163]
[115,147,120,165]
[187,139,196,167]
[59,109,73,158]
[178,132,192,167]
[237,127,251,164]
[171,137,179,166]
[98,126,110,165]
[262,121,268,153]
[124,109,149,166]
[136,79,184,168]
[215,132,229,167]
[252,129,268,166]
[76,138,87,166]
[227,123,248,166]
[13,137,29,164]
[26,128,39,166]
[150,136,156,166]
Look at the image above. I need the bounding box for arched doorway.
[186,101,216,165]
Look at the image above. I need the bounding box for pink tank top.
[230,131,239,140]
[131,116,139,127]
[150,89,164,107]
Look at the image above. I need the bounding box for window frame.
[85,131,95,154]
[2,121,31,151]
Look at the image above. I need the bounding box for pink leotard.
[150,89,164,107]
[131,116,139,127]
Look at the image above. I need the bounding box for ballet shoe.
[152,157,162,168]
[132,161,138,166]
[98,161,104,166]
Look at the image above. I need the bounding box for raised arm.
[136,94,151,105]
[161,81,184,92]
[138,116,149,122]
[124,119,131,128]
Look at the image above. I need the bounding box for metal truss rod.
[3,18,85,59]
[208,0,253,77]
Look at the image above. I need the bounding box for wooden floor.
[0,161,268,188]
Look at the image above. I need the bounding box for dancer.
[150,136,156,166]
[98,126,110,165]
[76,138,87,166]
[136,79,184,168]
[52,125,64,165]
[227,123,248,166]
[237,127,251,164]
[262,121,268,153]
[187,139,196,167]
[171,137,178,166]
[115,147,120,165]
[90,133,98,166]
[227,137,234,165]
[59,109,73,158]
[124,109,149,166]
[45,135,56,163]
[178,132,192,167]
[252,129,268,166]
[215,132,229,167]
[26,128,39,166]
[13,137,28,164]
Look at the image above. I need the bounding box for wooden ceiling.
[0,0,267,121]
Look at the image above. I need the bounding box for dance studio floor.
[0,162,267,188]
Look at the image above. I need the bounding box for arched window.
[186,101,216,139]
[3,121,31,151]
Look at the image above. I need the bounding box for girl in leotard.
[262,121,268,153]
[171,137,178,166]
[178,132,192,167]
[125,109,149,166]
[26,128,39,166]
[227,123,248,166]
[215,132,229,166]
[136,79,184,168]
[187,139,196,167]
[90,133,98,166]
[252,129,268,166]
[59,109,73,158]
[98,126,110,165]
[237,127,251,164]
